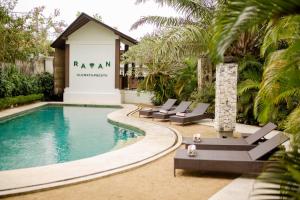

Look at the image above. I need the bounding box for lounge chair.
[152,101,192,120]
[182,122,277,150]
[174,133,288,176]
[138,99,176,117]
[169,103,211,125]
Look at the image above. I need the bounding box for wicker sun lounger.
[138,99,176,117]
[152,101,192,120]
[169,103,211,125]
[174,133,288,176]
[183,122,277,150]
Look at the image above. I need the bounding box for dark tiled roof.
[51,12,138,49]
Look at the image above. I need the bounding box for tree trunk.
[197,56,213,90]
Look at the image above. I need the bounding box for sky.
[14,0,179,40]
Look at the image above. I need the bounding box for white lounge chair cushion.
[176,112,186,117]
[159,109,168,113]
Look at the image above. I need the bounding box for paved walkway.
[1,103,287,200]
[1,103,234,200]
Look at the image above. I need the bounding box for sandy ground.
[2,107,237,200]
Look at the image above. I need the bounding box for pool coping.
[0,102,181,196]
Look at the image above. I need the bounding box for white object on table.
[193,133,201,143]
[187,144,197,157]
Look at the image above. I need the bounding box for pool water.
[0,105,143,171]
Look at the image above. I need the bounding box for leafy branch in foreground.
[211,0,300,63]
[252,149,300,200]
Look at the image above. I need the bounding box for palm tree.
[131,0,265,90]
[123,35,179,104]
[211,0,300,198]
[237,55,263,124]
[212,0,300,134]
[131,0,216,89]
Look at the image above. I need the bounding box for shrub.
[174,58,198,101]
[0,66,56,101]
[189,83,215,114]
[0,94,44,110]
[0,65,39,98]
[36,72,54,100]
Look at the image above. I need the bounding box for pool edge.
[0,103,182,197]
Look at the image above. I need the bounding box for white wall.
[64,21,121,104]
[45,57,54,74]
[121,90,153,105]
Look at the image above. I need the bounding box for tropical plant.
[174,58,197,101]
[212,0,300,130]
[124,34,199,104]
[124,35,186,105]
[189,82,215,113]
[130,0,265,104]
[252,149,300,200]
[211,0,300,198]
[237,55,263,124]
[138,70,176,105]
[131,0,216,88]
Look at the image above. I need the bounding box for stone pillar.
[214,63,238,138]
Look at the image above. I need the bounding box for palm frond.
[238,55,263,72]
[211,0,300,62]
[238,79,260,95]
[273,89,299,105]
[135,0,215,21]
[130,16,195,30]
[261,16,300,57]
[157,24,211,59]
[285,106,300,142]
[251,150,300,200]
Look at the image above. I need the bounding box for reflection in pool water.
[0,105,144,171]
[113,126,143,141]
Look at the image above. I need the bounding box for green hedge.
[0,94,44,110]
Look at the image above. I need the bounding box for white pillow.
[143,108,152,111]
[176,112,186,117]
[159,109,168,113]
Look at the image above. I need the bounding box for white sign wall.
[63,21,121,104]
[69,44,115,92]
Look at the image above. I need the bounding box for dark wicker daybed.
[152,101,191,120]
[169,103,211,125]
[138,98,176,117]
[182,122,277,150]
[174,133,288,176]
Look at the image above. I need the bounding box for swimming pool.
[0,105,143,171]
